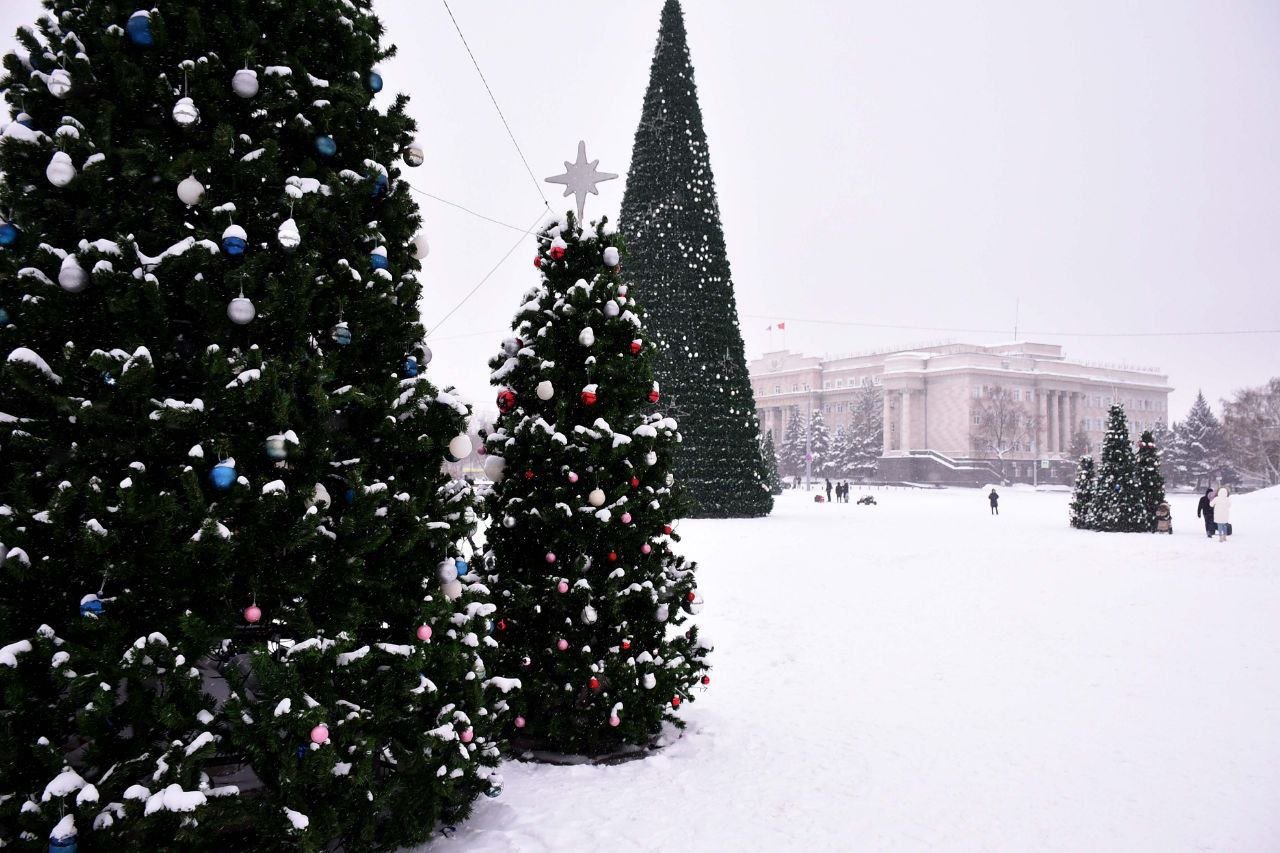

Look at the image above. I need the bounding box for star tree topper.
[545,141,618,220]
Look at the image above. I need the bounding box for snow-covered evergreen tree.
[481,212,710,757]
[0,4,513,848]
[1149,420,1176,485]
[761,432,783,494]
[827,428,854,478]
[1136,430,1166,532]
[808,410,832,476]
[1175,391,1225,489]
[847,384,884,477]
[1086,405,1144,532]
[778,409,805,478]
[1069,456,1096,529]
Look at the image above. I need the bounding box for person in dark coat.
[988,488,1000,515]
[825,478,833,503]
[1196,487,1215,539]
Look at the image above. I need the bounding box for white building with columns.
[750,342,1172,485]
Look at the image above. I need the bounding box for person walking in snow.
[825,478,833,503]
[1196,487,1216,539]
[1210,486,1232,542]
[988,488,1000,515]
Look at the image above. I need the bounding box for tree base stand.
[510,731,679,766]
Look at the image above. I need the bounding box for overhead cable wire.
[404,183,528,232]
[740,314,1280,339]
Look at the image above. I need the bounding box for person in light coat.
[1210,486,1232,542]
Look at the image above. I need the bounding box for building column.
[900,390,912,452]
[1068,393,1079,453]
[1058,392,1068,455]
[882,393,894,455]
[1037,390,1048,456]
[1045,391,1056,454]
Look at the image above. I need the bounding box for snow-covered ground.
[423,486,1280,852]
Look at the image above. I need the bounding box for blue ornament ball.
[14,113,34,130]
[210,463,236,490]
[315,134,337,157]
[126,11,153,46]
[344,487,356,505]
[367,70,384,93]
[485,786,503,799]
[369,250,389,271]
[222,236,246,257]
[49,832,78,852]
[454,559,469,578]
[102,371,117,386]
[370,173,389,199]
[0,222,20,247]
[403,355,419,378]
[296,745,307,759]
[79,597,104,617]
[0,307,9,325]
[331,323,353,346]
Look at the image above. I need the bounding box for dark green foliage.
[1083,405,1145,532]
[0,2,511,848]
[761,432,783,495]
[619,0,771,518]
[1069,456,1095,529]
[1136,430,1166,530]
[482,213,710,757]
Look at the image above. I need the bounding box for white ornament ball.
[645,451,658,466]
[604,300,620,318]
[437,560,459,584]
[46,69,72,99]
[403,140,425,167]
[227,296,256,324]
[277,218,301,251]
[232,68,259,99]
[588,488,606,507]
[412,233,430,261]
[483,455,506,484]
[441,579,463,601]
[579,327,595,347]
[177,175,205,206]
[172,96,201,127]
[665,473,675,486]
[642,673,657,690]
[58,255,88,293]
[656,603,670,622]
[448,434,473,461]
[535,380,554,401]
[602,246,620,267]
[46,151,77,187]
[502,515,516,528]
[581,605,598,625]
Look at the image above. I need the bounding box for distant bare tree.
[1222,377,1280,487]
[973,385,1037,459]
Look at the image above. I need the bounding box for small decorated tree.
[482,206,710,757]
[1136,430,1166,531]
[761,432,784,494]
[1086,405,1144,532]
[1069,455,1096,529]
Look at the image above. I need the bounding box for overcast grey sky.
[4,1,1278,418]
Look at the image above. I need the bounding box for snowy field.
[423,486,1280,852]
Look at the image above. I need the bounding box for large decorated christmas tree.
[0,2,514,848]
[481,194,711,757]
[619,0,772,518]
[1085,405,1144,532]
[1135,430,1166,531]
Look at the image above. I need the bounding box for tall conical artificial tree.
[620,0,771,518]
[1136,430,1166,531]
[482,212,710,757]
[1086,405,1144,532]
[1069,456,1096,529]
[0,3,514,849]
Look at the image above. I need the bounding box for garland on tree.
[0,3,514,848]
[481,212,711,757]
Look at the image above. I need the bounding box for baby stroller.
[857,495,877,506]
[1154,502,1172,534]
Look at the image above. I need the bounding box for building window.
[1013,389,1021,401]
[972,388,981,400]
[774,385,781,394]
[972,413,981,426]
[1027,389,1035,401]
[837,403,845,413]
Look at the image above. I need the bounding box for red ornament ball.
[588,676,600,691]
[608,551,618,562]
[496,388,517,414]
[524,469,535,480]
[702,675,711,685]
[533,255,542,268]
[663,524,674,535]
[497,619,508,631]
[647,389,660,403]
[687,591,696,602]
[629,476,640,489]
[672,696,682,708]
[580,389,598,406]
[621,639,631,651]
[550,245,565,261]
[629,339,643,355]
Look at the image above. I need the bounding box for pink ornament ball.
[460,728,474,744]
[641,543,652,554]
[568,471,579,483]
[620,512,632,524]
[514,716,526,729]
[557,580,570,594]
[243,605,262,624]
[416,624,433,642]
[609,715,621,727]
[310,724,329,744]
[545,552,556,564]
[557,638,569,651]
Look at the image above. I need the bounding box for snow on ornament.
[232,68,259,98]
[315,134,337,157]
[243,604,262,624]
[14,112,34,129]
[588,488,606,507]
[441,579,463,601]
[437,560,459,584]
[47,69,72,99]
[602,246,620,268]
[366,68,384,93]
[535,380,554,401]
[264,435,288,461]
[330,322,352,346]
[46,151,77,187]
[496,388,517,414]
[210,461,236,490]
[403,140,425,167]
[482,454,506,483]
[369,245,389,270]
[580,384,598,406]
[412,233,430,260]
[221,224,248,257]
[126,10,153,46]
[648,383,661,403]
[402,355,419,378]
[581,605,597,625]
[578,327,595,347]
[604,300,620,318]
[447,434,472,461]
[549,239,567,261]
[80,594,104,617]
[277,218,301,250]
[177,175,205,206]
[57,255,88,293]
[172,96,201,127]
[227,295,255,325]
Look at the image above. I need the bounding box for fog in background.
[4,0,1278,419]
